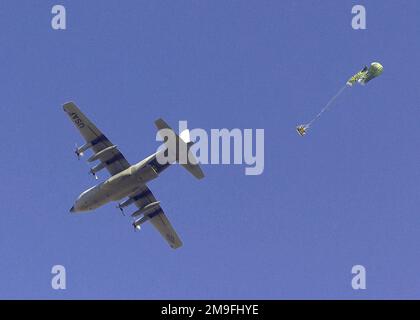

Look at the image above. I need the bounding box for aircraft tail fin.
[179,128,191,144]
[155,118,204,180]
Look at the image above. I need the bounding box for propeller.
[117,204,125,216]
[74,143,84,160]
[89,169,98,180]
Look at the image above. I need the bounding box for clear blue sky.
[0,0,419,299]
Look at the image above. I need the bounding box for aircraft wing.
[63,102,130,176]
[131,186,183,249]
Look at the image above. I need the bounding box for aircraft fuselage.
[70,152,170,212]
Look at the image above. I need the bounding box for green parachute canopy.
[346,62,384,87]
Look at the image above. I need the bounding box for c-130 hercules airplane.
[63,102,204,249]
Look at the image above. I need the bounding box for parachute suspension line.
[306,85,347,128]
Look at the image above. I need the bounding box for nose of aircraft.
[70,205,75,213]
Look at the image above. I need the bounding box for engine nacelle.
[75,142,92,158]
[131,201,161,217]
[90,162,106,175]
[117,197,135,210]
[132,203,161,229]
[133,215,148,229]
[88,145,118,162]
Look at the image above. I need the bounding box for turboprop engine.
[132,201,161,230]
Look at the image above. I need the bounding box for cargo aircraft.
[63,102,204,249]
